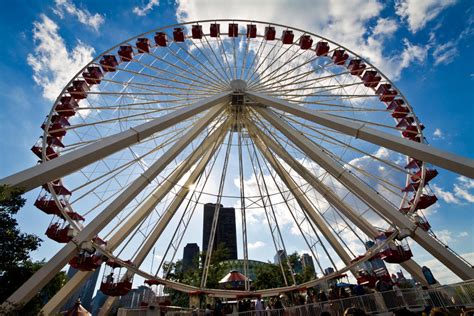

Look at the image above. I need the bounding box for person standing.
[255,297,265,316]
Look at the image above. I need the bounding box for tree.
[0,185,41,271]
[0,185,67,315]
[253,263,285,290]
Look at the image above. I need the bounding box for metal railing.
[119,280,474,315]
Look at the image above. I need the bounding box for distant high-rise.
[274,250,287,265]
[182,243,200,271]
[62,266,100,312]
[301,253,315,274]
[202,203,237,260]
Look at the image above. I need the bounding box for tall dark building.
[301,253,315,274]
[62,266,100,312]
[274,250,287,264]
[202,203,237,260]
[182,243,200,271]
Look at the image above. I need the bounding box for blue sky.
[0,0,473,286]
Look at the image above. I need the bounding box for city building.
[62,266,101,312]
[182,243,200,271]
[202,203,237,260]
[301,253,315,274]
[324,267,335,275]
[274,250,287,265]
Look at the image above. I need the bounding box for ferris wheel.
[1,19,473,314]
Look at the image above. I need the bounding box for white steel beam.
[247,121,428,284]
[254,106,474,280]
[40,121,229,315]
[0,92,231,192]
[247,91,474,178]
[250,128,354,267]
[98,124,228,316]
[1,104,226,312]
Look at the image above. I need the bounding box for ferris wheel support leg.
[1,104,226,312]
[249,126,354,269]
[98,124,228,316]
[40,122,229,315]
[254,106,474,280]
[0,92,231,193]
[247,91,474,178]
[247,121,429,284]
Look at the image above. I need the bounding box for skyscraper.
[274,250,287,265]
[202,203,237,260]
[301,253,315,274]
[182,243,200,271]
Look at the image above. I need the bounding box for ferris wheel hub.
[230,79,247,92]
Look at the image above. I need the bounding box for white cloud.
[433,128,444,139]
[432,40,458,66]
[457,231,468,238]
[54,0,104,32]
[395,0,457,33]
[418,252,474,284]
[133,0,160,16]
[175,0,426,81]
[432,177,474,205]
[432,184,460,204]
[372,18,399,36]
[433,229,453,244]
[248,241,266,249]
[27,14,95,101]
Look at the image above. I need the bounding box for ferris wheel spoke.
[245,36,286,86]
[188,37,232,84]
[246,134,296,286]
[242,32,271,83]
[201,36,233,83]
[163,42,229,89]
[201,129,234,288]
[251,133,342,272]
[129,50,226,92]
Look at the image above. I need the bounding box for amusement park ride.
[0,20,473,314]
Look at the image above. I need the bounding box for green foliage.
[253,263,285,289]
[0,185,42,271]
[0,185,67,315]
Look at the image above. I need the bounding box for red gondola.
[413,214,431,231]
[347,59,366,76]
[31,144,58,160]
[247,24,257,38]
[315,41,329,56]
[405,158,421,170]
[42,115,70,137]
[264,26,275,40]
[100,55,119,72]
[396,116,415,128]
[136,38,150,53]
[42,181,72,196]
[82,66,103,85]
[386,98,404,111]
[281,30,294,44]
[228,23,238,37]
[376,233,413,264]
[299,35,313,49]
[411,168,438,183]
[362,70,381,88]
[118,45,134,62]
[402,125,421,140]
[173,28,185,42]
[332,49,348,65]
[67,80,90,100]
[100,258,133,296]
[210,23,220,37]
[410,194,438,211]
[376,83,398,102]
[191,25,203,39]
[391,103,409,119]
[350,255,378,288]
[56,96,79,117]
[34,196,65,214]
[46,222,73,243]
[154,32,167,47]
[69,253,103,271]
